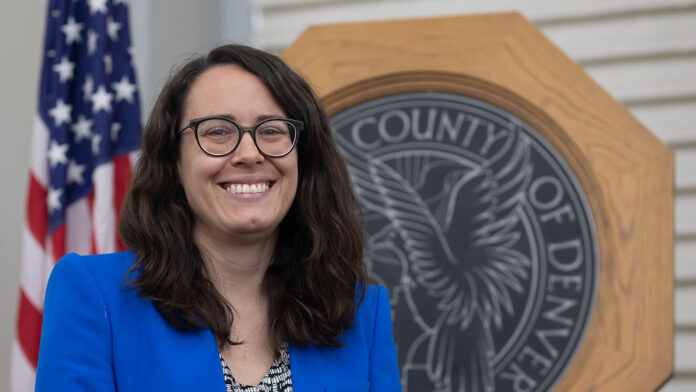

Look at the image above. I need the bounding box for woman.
[35,44,401,391]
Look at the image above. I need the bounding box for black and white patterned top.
[220,343,293,392]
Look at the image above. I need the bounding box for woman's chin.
[223,220,278,240]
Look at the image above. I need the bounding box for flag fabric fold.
[12,0,141,389]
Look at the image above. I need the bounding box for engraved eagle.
[335,127,534,392]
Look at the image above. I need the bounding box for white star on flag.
[104,54,113,74]
[107,16,121,41]
[88,0,108,14]
[61,16,83,45]
[71,115,94,142]
[52,56,76,83]
[91,133,102,155]
[111,122,122,142]
[48,99,72,126]
[112,76,136,103]
[91,85,113,113]
[127,46,137,67]
[47,140,69,168]
[83,75,94,101]
[66,159,87,185]
[87,29,98,55]
[47,186,63,213]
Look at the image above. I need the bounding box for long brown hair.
[119,44,366,350]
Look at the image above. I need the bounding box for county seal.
[331,92,598,392]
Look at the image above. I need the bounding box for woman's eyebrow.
[192,113,285,123]
[189,113,235,122]
[256,113,287,121]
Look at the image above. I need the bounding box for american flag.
[12,0,141,389]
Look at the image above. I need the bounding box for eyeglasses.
[178,116,304,158]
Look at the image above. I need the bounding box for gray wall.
[1,1,249,390]
[130,0,250,116]
[0,0,45,389]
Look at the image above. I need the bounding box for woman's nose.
[230,131,264,165]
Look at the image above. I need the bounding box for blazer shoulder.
[355,283,389,316]
[352,284,391,344]
[51,251,138,297]
[55,250,136,273]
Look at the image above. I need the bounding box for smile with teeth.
[224,182,271,194]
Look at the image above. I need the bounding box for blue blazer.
[36,251,401,391]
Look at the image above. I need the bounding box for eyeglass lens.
[196,119,297,156]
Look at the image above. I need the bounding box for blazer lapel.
[162,327,225,391]
[288,343,324,392]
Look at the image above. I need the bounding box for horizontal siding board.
[660,378,696,392]
[676,287,696,324]
[675,331,696,372]
[253,0,342,8]
[252,0,696,48]
[630,102,696,145]
[677,193,696,235]
[677,149,696,188]
[676,241,696,279]
[585,57,696,103]
[254,0,696,20]
[542,11,696,62]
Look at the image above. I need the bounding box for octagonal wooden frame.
[282,12,673,391]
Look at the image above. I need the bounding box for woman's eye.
[259,127,282,135]
[204,128,230,137]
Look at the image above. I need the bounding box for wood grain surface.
[282,12,674,391]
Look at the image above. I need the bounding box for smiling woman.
[34,45,401,392]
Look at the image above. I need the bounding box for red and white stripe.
[11,114,136,391]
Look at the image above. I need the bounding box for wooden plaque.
[283,13,673,391]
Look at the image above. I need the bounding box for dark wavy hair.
[119,44,366,351]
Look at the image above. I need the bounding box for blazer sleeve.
[368,285,402,391]
[35,253,116,392]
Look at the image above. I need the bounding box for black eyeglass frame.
[177,116,304,158]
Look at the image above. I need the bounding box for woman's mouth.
[221,181,272,194]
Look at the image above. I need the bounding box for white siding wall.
[250,0,696,390]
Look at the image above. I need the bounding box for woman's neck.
[193,227,276,307]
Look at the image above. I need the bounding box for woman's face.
[177,64,298,244]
